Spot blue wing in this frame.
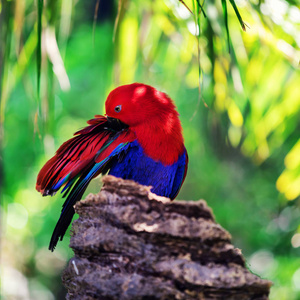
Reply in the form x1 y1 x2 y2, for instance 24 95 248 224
109 140 188 200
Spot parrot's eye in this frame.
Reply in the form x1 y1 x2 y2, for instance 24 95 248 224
114 105 122 113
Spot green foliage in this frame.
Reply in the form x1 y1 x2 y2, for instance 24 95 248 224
37 0 43 100
1 0 300 299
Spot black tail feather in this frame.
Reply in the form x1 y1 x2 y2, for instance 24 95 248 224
49 174 92 251
49 205 75 251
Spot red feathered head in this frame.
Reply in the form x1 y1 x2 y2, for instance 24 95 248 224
105 83 179 128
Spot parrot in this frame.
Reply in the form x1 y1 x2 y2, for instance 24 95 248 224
36 83 188 251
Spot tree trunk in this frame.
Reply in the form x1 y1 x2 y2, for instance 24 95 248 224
62 175 271 300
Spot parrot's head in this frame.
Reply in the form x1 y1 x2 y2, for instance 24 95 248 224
105 83 179 128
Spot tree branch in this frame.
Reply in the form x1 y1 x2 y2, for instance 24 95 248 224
62 175 271 300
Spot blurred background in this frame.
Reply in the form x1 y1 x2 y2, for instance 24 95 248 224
1 0 299 299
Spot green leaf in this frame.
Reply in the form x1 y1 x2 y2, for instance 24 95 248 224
228 0 246 31
196 0 207 18
37 0 43 101
221 0 231 52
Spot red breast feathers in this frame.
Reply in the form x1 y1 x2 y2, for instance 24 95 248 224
105 83 185 165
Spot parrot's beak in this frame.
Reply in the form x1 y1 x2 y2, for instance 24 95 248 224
106 116 128 131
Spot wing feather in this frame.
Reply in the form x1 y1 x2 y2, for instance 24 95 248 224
36 115 135 250
36 116 131 194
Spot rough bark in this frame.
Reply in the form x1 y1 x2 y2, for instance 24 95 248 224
62 175 272 300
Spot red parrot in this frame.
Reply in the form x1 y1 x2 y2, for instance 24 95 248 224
36 83 188 251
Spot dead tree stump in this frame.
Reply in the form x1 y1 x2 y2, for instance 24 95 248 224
62 175 271 300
